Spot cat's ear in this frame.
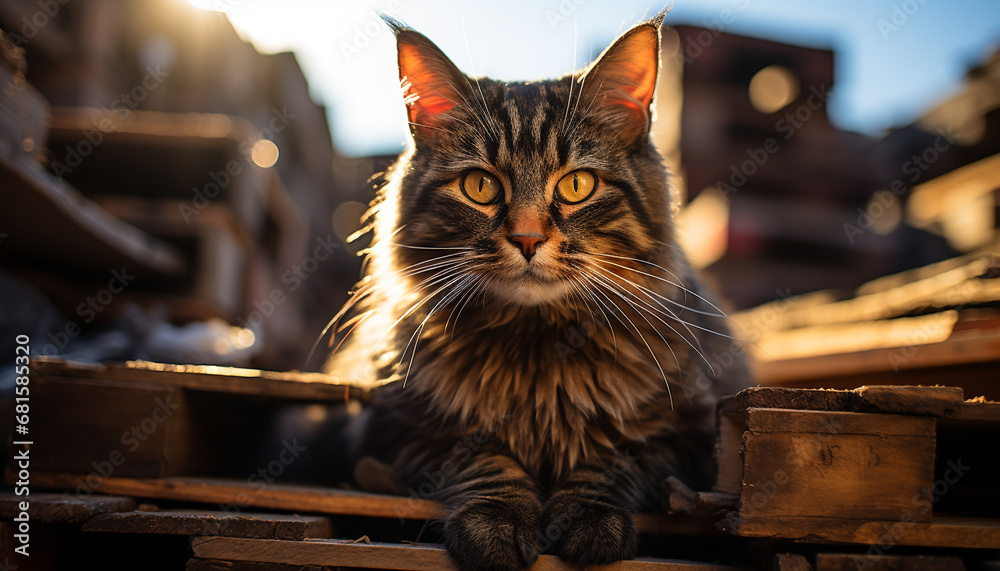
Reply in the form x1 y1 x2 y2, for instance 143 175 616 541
579 18 662 147
383 16 470 144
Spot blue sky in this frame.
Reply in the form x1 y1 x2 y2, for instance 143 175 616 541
213 0 1000 156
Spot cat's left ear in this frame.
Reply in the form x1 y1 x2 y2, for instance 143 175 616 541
579 15 664 148
383 16 471 145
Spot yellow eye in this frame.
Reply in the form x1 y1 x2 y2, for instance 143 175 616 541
461 170 501 204
555 170 596 204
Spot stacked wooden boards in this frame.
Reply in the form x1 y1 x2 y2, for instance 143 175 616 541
704 385 1000 550
3 357 741 570
735 251 1000 399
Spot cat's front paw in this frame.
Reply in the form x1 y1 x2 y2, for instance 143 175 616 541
543 496 637 566
445 496 542 571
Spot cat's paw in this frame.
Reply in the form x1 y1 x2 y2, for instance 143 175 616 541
445 496 542 571
543 496 637 566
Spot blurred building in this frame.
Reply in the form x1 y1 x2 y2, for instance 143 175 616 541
654 25 995 309
0 0 370 370
1 2 996 370
880 48 1000 257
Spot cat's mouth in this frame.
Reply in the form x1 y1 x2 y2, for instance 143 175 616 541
488 261 572 306
494 275 572 306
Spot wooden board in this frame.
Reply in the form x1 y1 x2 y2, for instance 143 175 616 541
722 385 968 417
814 553 966 571
27 472 442 521
95 199 252 321
187 560 335 571
190 537 751 571
82 510 332 540
739 409 935 523
0 492 134 523
27 376 192 478
25 472 709 537
752 329 1000 391
0 143 186 280
725 515 1000 550
771 554 812 571
31 357 367 401
734 254 998 331
47 107 268 234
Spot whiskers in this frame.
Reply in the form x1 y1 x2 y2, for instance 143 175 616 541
568 252 742 409
309 242 484 386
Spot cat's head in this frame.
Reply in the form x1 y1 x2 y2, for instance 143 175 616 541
377 14 675 308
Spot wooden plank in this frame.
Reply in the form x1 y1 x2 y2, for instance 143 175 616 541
850 385 964 416
47 107 267 234
749 311 960 362
727 515 1000 550
728 387 851 414
814 553 965 571
752 329 1000 388
0 492 134 523
741 410 935 523
190 537 750 570
26 472 709 536
745 408 936 437
0 144 186 280
31 357 367 401
713 412 746 494
772 554 813 571
951 399 1000 422
82 510 332 540
96 199 251 321
28 377 191 477
27 472 442 521
734 254 997 332
187 560 332 571
725 386 966 417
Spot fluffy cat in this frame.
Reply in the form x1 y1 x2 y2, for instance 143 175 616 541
325 11 751 571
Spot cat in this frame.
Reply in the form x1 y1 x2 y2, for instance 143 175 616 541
324 10 752 571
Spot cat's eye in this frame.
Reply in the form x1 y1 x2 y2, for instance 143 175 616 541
555 170 597 204
461 170 502 204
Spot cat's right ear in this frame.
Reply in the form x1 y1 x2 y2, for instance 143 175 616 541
383 16 470 144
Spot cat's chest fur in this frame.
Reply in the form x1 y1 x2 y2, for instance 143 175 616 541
399 299 689 478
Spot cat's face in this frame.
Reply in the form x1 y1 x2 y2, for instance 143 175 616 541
382 18 673 308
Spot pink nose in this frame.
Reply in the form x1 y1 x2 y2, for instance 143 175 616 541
508 233 547 260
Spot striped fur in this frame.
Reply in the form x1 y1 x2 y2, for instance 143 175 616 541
326 14 751 571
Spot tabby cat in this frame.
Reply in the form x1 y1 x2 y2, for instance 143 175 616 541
326 11 751 570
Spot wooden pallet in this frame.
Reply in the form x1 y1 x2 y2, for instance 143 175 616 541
24 358 361 479
704 385 1000 549
0 494 738 571
736 251 1000 400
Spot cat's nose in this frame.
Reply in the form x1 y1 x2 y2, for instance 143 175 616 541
508 233 547 260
